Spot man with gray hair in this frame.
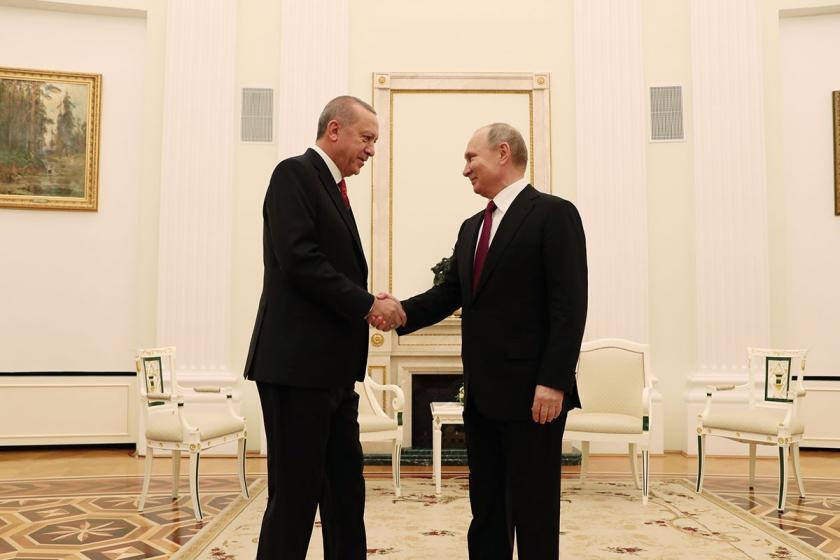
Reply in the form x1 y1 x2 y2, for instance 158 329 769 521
245 95 405 559
383 122 588 559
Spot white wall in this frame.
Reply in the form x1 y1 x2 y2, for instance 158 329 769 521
0 4 146 371
778 12 840 375
4 0 840 453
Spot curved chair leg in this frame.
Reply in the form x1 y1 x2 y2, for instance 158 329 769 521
777 444 789 512
696 434 706 493
791 442 805 498
642 447 650 505
237 438 249 498
629 443 640 490
138 446 154 511
189 452 202 521
391 439 402 497
580 441 590 484
171 450 181 499
748 443 756 489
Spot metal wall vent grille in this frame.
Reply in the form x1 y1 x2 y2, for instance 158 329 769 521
650 85 684 141
241 88 273 142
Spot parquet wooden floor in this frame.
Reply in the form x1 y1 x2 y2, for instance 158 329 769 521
0 448 836 559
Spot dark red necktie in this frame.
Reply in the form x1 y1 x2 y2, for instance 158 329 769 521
472 200 496 294
337 179 351 210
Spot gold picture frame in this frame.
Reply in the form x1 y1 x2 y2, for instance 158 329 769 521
834 91 840 216
0 67 101 210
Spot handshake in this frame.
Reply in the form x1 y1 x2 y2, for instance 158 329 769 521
366 292 406 332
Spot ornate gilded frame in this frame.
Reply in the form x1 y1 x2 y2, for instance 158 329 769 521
0 67 101 211
834 91 840 216
370 72 552 294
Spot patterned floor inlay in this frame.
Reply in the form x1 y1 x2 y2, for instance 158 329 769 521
0 475 261 560
1 473 838 559
705 476 840 558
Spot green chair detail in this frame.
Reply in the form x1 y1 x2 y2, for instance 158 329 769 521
696 347 807 511
136 346 248 521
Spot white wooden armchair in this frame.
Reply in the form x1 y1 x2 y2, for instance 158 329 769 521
136 346 248 521
564 339 657 504
696 347 807 512
356 374 405 496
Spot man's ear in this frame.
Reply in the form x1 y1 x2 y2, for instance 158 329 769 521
499 142 512 165
327 119 340 141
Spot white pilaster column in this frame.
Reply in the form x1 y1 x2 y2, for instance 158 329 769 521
277 0 349 160
690 0 770 373
687 0 772 454
574 0 649 343
157 0 237 381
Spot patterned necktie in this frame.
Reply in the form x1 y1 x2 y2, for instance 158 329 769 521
337 179 351 210
472 200 497 294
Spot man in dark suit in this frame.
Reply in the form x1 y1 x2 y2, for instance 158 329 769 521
385 123 587 559
244 96 405 559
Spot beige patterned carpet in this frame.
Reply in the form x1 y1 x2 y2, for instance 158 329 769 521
175 477 834 560
1 474 837 559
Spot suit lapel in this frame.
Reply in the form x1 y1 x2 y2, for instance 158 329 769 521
305 149 366 266
472 185 539 298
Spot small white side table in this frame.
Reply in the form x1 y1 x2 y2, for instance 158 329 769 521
430 401 464 494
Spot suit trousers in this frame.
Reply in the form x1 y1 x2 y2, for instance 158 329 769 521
464 397 568 560
256 382 366 559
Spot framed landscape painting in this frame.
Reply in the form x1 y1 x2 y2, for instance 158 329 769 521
0 67 101 210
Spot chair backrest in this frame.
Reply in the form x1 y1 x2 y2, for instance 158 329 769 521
576 339 649 418
355 378 385 417
136 346 179 406
747 347 807 408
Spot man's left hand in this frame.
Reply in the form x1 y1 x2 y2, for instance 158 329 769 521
531 385 564 424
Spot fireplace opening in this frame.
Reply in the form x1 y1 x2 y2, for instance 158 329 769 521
411 373 465 450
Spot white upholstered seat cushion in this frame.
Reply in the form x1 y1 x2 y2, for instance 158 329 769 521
146 409 245 442
358 413 398 433
565 411 643 434
702 408 804 436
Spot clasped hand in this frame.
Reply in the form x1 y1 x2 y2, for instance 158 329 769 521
366 292 406 332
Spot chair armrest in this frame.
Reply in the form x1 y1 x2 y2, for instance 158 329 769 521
143 393 185 405
699 384 736 421
707 384 735 392
366 378 406 412
192 385 235 397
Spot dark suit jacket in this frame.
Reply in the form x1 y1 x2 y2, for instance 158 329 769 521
397 185 588 421
244 148 375 388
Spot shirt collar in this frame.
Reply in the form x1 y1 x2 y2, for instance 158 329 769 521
491 177 528 214
312 145 342 184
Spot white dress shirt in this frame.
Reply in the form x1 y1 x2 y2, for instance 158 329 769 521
312 145 342 184
475 177 529 256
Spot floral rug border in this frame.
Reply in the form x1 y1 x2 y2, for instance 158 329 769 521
171 478 267 560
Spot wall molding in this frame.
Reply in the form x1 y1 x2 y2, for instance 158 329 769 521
0 377 136 446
